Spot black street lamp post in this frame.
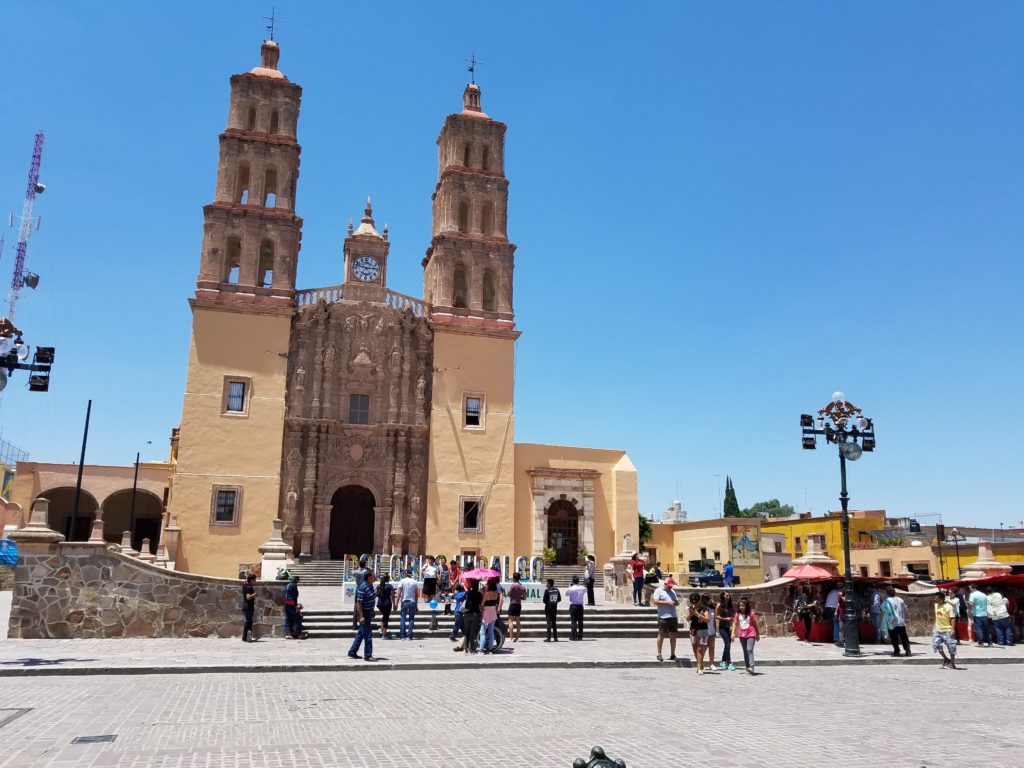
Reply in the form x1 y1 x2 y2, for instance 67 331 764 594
128 441 152 552
801 392 876 658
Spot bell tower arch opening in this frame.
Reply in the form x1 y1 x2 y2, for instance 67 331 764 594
329 485 376 560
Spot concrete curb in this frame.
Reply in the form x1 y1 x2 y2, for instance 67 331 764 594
0 654 1020 677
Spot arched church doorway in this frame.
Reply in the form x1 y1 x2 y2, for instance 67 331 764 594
101 488 164 553
546 499 580 565
329 485 375 560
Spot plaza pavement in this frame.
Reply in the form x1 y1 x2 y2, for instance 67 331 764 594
2 629 1022 676
0 664 1020 767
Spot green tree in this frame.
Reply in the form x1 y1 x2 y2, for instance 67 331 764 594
638 513 653 549
722 476 741 517
740 498 796 519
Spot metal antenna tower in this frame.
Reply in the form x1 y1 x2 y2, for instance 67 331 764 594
7 130 45 322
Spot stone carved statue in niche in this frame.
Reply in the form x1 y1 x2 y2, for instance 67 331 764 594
293 363 306 393
390 344 401 372
323 345 336 372
415 375 425 399
389 379 399 409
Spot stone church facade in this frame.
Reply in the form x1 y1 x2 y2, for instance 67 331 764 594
165 40 639 577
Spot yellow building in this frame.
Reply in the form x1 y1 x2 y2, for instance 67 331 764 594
647 518 765 585
760 510 887 574
153 40 639 576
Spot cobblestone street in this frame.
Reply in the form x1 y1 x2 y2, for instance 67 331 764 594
0 664 1020 767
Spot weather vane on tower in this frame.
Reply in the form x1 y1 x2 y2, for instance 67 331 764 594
467 52 482 84
265 6 278 41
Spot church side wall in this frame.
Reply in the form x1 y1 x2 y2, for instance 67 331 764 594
426 330 516 558
9 541 284 639
168 306 290 577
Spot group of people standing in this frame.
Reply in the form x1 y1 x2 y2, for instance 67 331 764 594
651 585 760 675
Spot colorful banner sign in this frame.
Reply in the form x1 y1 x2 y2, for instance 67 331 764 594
729 524 760 567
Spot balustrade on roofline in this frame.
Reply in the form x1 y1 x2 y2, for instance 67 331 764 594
293 285 429 317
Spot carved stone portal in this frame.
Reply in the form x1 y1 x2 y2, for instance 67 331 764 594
281 299 432 557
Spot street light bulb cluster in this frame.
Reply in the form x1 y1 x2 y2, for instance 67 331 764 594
832 391 845 403
856 416 869 430
841 442 863 461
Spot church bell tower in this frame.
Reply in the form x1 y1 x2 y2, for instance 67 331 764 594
424 81 519 558
168 40 303 577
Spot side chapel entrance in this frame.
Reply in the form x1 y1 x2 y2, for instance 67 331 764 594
546 499 580 565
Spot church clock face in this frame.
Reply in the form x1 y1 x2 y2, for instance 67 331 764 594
352 255 381 282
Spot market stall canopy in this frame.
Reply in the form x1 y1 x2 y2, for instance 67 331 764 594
782 564 837 581
944 573 1024 589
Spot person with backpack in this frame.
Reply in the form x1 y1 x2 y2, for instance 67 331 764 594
543 578 562 642
732 597 760 674
376 573 396 639
686 593 710 674
241 573 256 642
460 580 483 654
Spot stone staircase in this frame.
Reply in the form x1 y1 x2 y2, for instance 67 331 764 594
539 564 589 588
300 604 677 640
287 560 351 586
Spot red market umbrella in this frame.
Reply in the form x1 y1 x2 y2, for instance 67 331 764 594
783 564 838 581
460 568 500 583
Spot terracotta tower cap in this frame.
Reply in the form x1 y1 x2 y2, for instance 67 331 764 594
461 83 489 118
250 40 287 80
352 196 382 238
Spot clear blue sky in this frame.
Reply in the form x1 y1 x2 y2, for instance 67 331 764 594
1 2 1021 530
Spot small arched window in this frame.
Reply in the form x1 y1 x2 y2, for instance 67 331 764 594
463 143 472 167
258 241 274 288
269 110 280 134
263 168 278 208
453 267 468 308
482 270 496 312
481 146 490 171
225 237 242 284
236 164 250 205
457 201 470 233
246 106 257 131
481 202 494 236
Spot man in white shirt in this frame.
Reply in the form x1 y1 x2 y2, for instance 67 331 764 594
988 587 1013 646
882 586 911 657
652 582 679 663
565 576 587 640
397 569 420 640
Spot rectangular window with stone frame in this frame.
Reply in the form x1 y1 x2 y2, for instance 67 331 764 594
210 485 243 526
460 496 484 533
463 392 485 429
222 376 251 416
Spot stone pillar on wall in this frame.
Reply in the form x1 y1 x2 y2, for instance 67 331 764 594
960 541 1012 579
259 518 294 578
605 552 633 604
8 498 64 547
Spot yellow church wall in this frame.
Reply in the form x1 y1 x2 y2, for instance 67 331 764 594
168 304 291 577
512 443 638 565
426 329 517 559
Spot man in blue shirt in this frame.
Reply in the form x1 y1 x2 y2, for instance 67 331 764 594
348 570 377 661
723 561 734 588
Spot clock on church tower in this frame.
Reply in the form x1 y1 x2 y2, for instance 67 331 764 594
342 197 389 300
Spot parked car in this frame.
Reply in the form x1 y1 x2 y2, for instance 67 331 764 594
688 569 741 588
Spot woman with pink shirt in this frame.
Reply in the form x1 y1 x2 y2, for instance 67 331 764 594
732 597 761 675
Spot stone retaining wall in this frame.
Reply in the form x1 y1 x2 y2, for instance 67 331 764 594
676 583 935 637
9 541 285 639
